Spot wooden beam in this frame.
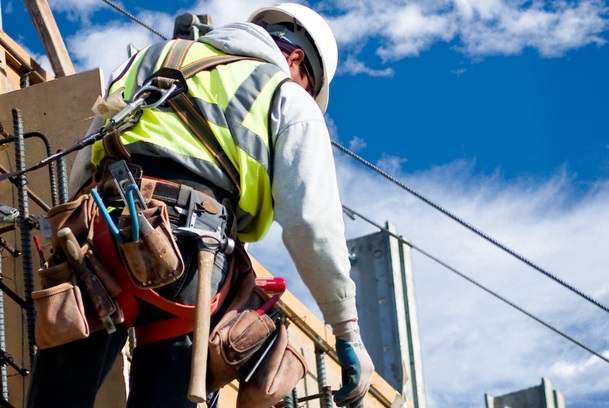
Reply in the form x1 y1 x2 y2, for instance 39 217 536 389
0 32 52 87
24 0 75 77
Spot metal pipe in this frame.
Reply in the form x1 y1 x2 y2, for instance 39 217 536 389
12 109 36 368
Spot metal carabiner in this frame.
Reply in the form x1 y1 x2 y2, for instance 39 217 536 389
132 81 178 109
103 82 179 134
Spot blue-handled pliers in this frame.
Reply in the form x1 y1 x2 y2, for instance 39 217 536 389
90 188 124 244
125 184 140 242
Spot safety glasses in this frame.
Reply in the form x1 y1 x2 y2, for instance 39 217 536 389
301 59 317 98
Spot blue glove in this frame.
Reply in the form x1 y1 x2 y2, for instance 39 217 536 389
332 320 374 407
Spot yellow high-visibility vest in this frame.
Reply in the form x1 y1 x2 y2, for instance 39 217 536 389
92 40 290 242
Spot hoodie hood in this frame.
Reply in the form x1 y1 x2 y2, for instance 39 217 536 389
199 22 290 76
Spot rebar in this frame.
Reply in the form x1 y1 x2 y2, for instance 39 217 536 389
0 254 8 401
12 109 36 368
283 392 294 408
283 388 299 408
56 156 68 204
0 130 58 209
315 348 333 408
291 388 299 407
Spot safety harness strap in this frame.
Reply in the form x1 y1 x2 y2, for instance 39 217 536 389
180 54 254 79
155 39 265 198
169 94 242 196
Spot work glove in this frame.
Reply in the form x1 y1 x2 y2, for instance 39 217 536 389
332 320 374 407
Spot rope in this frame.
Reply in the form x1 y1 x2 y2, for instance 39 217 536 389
342 205 609 365
99 0 168 40
332 140 609 314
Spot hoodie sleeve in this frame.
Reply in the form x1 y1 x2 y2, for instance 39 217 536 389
270 82 358 325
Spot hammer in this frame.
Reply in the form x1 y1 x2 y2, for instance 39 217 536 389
175 226 234 404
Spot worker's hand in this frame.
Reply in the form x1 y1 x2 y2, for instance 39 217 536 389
332 320 374 407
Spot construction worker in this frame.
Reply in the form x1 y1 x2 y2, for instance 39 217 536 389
27 3 373 408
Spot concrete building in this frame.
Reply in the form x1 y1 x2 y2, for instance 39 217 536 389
348 222 427 408
485 377 566 408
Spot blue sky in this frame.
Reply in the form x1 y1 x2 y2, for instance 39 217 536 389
2 0 609 407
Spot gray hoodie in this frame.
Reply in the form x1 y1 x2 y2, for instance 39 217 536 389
70 22 357 326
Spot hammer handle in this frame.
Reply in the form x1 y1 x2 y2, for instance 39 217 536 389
187 249 214 404
57 227 116 333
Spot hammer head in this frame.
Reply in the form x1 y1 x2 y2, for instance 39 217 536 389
174 226 235 254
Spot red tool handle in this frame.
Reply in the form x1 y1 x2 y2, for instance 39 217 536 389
255 277 286 315
255 277 286 293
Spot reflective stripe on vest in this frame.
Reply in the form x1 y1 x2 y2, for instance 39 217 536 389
91 40 289 241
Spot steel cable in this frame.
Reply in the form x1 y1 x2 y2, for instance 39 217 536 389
332 140 609 315
99 0 168 40
342 205 609 364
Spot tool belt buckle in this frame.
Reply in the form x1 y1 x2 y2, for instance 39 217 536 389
175 191 235 254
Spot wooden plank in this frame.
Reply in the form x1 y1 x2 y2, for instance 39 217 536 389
0 31 52 89
23 0 75 77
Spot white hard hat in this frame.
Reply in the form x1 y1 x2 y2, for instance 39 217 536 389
248 3 338 112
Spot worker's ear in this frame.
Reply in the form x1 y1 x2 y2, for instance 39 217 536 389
285 49 305 67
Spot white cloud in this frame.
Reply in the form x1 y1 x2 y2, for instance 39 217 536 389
251 155 609 406
377 153 409 175
65 22 161 82
329 0 608 70
4 0 14 14
341 56 395 77
456 0 608 57
376 4 457 60
348 136 367 152
48 0 104 23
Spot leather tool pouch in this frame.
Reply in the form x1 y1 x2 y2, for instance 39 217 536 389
116 199 184 289
32 194 123 349
32 275 90 350
207 287 276 392
46 194 95 251
236 323 307 408
206 245 307 406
